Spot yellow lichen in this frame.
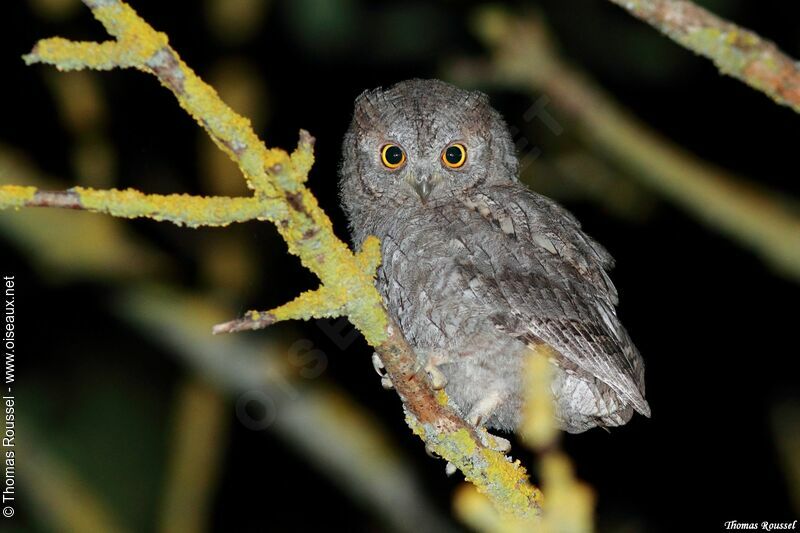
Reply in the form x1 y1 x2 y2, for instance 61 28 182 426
478 447 541 517
268 286 346 323
73 187 276 227
435 389 450 406
0 185 37 208
413 424 542 520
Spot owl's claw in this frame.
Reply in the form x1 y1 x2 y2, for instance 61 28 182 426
465 391 511 453
466 391 504 428
424 360 448 390
484 433 511 453
425 443 438 458
372 353 393 390
414 352 448 390
425 443 458 476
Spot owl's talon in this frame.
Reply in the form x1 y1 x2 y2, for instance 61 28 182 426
372 353 394 389
416 352 448 390
471 427 511 453
464 391 512 452
372 352 384 374
467 413 483 427
425 443 439 459
425 360 448 390
486 433 511 453
466 390 504 428
427 444 457 476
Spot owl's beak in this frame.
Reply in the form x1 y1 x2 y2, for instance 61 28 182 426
413 177 435 203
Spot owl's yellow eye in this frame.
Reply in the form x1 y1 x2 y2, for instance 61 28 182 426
442 143 467 168
381 144 406 169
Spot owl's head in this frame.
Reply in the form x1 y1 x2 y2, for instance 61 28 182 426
340 79 518 215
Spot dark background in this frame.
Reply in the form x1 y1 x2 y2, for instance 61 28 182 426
1 0 799 531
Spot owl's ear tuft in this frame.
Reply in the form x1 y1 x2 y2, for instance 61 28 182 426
353 88 386 129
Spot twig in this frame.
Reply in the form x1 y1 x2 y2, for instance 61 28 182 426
0 185 276 227
607 0 800 114
455 8 800 282
0 148 167 278
17 0 543 517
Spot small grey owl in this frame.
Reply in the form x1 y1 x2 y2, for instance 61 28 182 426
339 79 650 434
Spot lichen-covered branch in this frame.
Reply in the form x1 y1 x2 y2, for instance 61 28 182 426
22 0 385 340
0 185 276 227
456 9 800 282
607 0 800 114
377 323 542 517
212 285 346 333
16 0 543 518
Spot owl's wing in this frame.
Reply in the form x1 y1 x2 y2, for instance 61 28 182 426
459 186 650 416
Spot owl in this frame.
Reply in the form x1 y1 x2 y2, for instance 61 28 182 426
339 79 650 436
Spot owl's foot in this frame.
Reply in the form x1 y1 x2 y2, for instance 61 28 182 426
371 353 393 390
425 443 459 476
466 391 511 453
413 352 448 390
424 358 448 390
466 391 503 427
424 443 437 458
482 432 511 453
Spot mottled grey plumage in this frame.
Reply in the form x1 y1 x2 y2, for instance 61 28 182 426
339 79 650 433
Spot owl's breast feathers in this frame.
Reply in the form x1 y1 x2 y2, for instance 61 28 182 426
374 182 650 421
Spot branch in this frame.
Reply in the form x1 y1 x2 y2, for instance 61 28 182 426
212 285 347 334
454 9 800 282
18 0 543 517
606 0 800 114
0 185 278 227
22 0 385 341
